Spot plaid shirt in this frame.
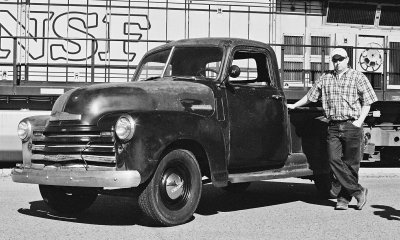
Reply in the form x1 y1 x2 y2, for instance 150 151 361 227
307 68 378 121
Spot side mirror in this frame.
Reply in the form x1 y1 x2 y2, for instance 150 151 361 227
229 65 240 78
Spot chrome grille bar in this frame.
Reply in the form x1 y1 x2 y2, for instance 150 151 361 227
31 123 116 164
32 154 116 163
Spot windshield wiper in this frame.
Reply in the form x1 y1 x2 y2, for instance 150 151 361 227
142 76 161 81
171 76 201 81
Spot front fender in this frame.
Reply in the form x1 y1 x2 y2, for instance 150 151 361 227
113 112 226 184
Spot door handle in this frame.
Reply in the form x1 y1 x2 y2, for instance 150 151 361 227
272 95 283 100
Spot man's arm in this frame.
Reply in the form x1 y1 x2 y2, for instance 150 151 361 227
352 105 371 128
287 95 312 110
353 72 377 128
288 77 321 110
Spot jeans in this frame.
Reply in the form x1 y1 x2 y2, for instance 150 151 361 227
327 121 364 201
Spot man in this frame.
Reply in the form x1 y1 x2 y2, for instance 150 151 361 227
287 48 378 210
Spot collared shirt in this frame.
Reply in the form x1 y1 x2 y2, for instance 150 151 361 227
306 68 378 121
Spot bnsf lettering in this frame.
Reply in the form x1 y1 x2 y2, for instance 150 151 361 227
0 10 151 62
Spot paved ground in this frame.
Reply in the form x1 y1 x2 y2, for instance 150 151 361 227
1 168 400 240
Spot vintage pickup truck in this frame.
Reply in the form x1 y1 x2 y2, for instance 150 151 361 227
12 38 334 226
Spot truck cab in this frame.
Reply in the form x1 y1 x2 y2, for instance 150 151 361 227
12 38 331 226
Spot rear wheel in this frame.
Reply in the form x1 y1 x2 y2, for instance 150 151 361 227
39 185 98 213
138 149 202 226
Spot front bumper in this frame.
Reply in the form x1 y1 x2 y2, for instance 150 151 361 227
12 164 141 188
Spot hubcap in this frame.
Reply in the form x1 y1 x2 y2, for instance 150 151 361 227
165 172 184 200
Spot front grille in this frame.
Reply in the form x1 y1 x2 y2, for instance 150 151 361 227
31 121 116 166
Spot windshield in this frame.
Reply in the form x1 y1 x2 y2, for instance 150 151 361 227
135 46 224 81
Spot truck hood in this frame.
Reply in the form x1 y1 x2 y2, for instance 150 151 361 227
51 81 215 124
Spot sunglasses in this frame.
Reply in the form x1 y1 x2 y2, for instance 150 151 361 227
332 56 346 63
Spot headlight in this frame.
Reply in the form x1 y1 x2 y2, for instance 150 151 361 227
115 115 136 141
17 121 32 141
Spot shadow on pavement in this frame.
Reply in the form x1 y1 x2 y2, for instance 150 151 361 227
17 195 159 227
371 205 400 221
196 180 335 215
17 180 335 226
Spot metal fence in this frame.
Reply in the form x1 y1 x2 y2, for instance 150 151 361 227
1 36 399 88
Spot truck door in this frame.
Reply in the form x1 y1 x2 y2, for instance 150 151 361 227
226 48 289 170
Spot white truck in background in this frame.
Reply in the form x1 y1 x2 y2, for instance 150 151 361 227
0 110 50 163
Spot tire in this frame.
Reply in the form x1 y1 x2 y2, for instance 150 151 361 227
313 173 341 199
39 185 98 213
138 149 202 226
221 182 251 193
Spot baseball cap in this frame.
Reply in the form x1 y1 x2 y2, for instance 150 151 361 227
331 48 348 60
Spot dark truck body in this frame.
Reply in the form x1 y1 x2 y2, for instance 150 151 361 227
12 38 330 226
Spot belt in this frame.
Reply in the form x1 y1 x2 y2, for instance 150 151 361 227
329 119 354 125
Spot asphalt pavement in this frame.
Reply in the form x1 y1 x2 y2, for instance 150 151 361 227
1 167 400 240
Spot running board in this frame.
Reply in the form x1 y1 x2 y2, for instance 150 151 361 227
228 154 314 183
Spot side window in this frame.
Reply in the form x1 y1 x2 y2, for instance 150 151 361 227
229 50 272 86
231 58 258 82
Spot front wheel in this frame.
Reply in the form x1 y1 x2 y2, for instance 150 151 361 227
138 149 202 226
39 185 98 213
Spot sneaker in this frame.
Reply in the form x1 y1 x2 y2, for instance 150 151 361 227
335 198 349 210
355 188 368 210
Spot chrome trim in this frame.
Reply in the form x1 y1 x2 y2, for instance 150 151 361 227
115 115 136 141
32 154 116 163
12 164 141 188
31 145 45 151
46 134 102 137
190 105 213 111
165 172 184 200
18 121 32 141
33 144 115 149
